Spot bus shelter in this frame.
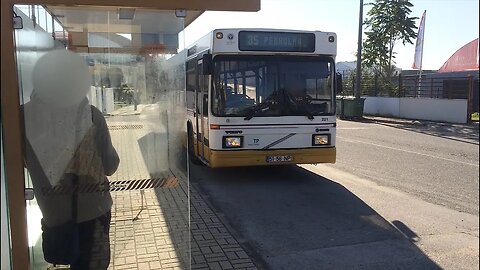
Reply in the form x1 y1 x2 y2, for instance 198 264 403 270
0 1 260 269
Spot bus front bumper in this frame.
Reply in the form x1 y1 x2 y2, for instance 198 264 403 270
209 147 336 168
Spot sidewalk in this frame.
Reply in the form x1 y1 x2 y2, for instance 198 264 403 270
363 115 479 127
106 116 258 270
360 115 479 144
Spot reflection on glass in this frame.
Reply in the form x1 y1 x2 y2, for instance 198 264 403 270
23 50 119 270
212 55 334 118
15 5 188 270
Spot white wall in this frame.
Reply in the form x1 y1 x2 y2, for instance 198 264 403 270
399 98 468 123
104 88 115 114
363 96 468 124
364 97 400 117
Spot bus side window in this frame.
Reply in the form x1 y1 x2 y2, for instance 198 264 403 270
203 94 208 115
186 59 196 110
196 61 202 114
196 93 201 114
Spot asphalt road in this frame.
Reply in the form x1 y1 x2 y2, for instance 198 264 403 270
189 119 479 269
332 119 479 215
191 165 442 270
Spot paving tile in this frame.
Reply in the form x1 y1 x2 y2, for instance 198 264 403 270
207 262 223 270
219 260 234 269
114 263 138 270
149 261 162 269
107 120 257 270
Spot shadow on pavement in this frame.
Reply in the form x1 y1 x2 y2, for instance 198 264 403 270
137 132 169 178
392 220 419 242
190 164 441 270
137 132 190 270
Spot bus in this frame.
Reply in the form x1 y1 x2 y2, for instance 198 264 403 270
185 29 341 168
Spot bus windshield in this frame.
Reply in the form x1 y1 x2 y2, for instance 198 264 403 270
212 55 334 119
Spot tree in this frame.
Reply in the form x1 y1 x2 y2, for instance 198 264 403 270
362 0 418 79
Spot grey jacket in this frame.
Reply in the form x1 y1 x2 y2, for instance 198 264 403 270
23 104 119 226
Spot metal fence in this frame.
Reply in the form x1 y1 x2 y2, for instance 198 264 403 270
399 74 477 100
340 71 400 97
340 72 479 115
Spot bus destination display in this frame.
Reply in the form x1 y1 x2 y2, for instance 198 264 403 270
238 31 315 52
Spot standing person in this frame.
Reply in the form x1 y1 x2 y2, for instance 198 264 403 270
22 50 120 270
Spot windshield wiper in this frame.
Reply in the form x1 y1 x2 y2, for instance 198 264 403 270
303 110 315 120
243 109 255 120
243 103 270 120
244 110 255 120
301 101 329 120
292 105 314 120
286 96 314 120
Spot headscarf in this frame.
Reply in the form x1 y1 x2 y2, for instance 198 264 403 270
24 50 93 186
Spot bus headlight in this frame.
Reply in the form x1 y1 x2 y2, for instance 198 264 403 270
312 134 330 146
223 136 243 148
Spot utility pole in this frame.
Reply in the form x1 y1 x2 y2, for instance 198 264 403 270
355 0 364 99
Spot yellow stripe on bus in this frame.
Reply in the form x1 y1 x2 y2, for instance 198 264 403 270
208 147 336 168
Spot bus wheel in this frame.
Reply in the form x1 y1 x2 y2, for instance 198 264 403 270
188 126 203 165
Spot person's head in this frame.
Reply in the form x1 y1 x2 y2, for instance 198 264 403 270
32 50 90 108
284 74 305 95
226 86 234 95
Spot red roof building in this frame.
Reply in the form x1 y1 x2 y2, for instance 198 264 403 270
438 38 479 73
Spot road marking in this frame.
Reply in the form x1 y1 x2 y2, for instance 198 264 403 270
338 137 479 167
337 127 369 130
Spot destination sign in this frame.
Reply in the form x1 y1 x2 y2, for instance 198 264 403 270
238 31 315 52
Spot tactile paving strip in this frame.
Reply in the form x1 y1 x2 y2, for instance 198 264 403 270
108 124 144 130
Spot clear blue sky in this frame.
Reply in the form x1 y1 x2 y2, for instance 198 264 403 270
182 0 479 71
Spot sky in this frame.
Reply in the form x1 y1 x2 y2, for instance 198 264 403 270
181 0 479 71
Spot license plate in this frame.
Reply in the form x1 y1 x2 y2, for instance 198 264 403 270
266 155 293 163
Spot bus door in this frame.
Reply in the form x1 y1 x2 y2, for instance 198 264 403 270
201 77 210 161
196 59 206 159
196 59 210 161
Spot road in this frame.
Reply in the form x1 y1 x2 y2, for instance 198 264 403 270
189 119 479 270
333 118 479 215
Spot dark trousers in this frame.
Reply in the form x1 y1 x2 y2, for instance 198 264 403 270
70 211 111 270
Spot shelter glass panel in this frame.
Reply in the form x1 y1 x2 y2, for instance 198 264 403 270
14 4 188 270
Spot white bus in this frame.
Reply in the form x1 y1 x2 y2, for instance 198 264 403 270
186 29 341 168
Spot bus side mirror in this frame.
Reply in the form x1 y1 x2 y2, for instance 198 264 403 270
335 72 343 95
203 54 213 75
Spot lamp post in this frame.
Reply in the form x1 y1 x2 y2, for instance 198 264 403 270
355 0 364 99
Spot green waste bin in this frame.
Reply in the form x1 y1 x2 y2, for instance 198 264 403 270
335 96 344 116
338 96 365 119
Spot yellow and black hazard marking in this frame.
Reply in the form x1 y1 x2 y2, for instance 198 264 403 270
108 177 178 191
41 177 178 195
